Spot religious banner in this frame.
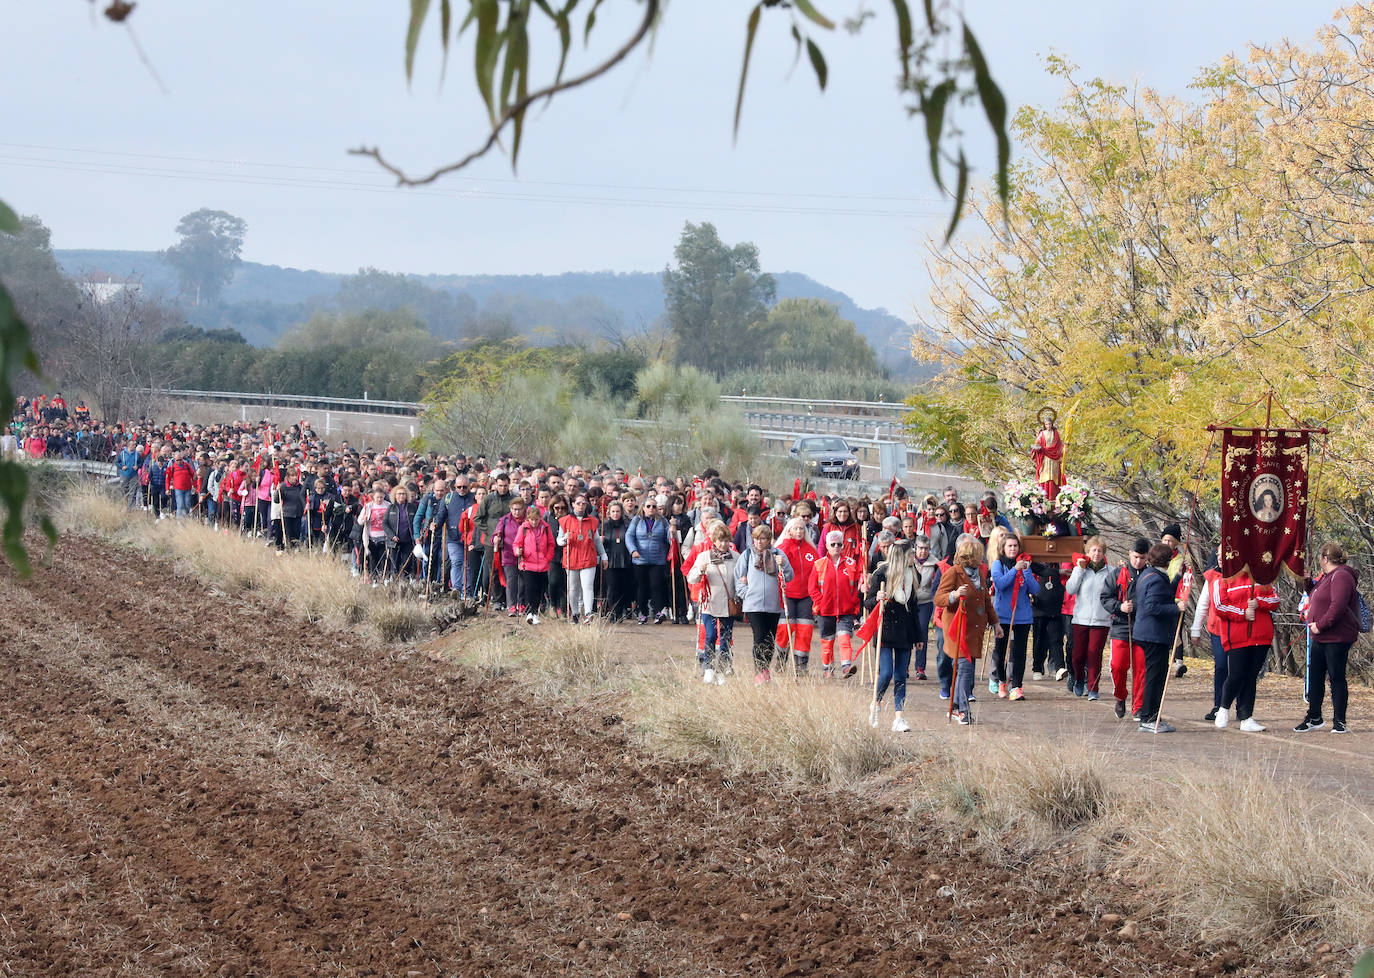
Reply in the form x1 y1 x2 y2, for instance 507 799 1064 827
1219 427 1310 585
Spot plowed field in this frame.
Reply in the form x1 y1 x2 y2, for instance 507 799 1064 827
0 537 1303 976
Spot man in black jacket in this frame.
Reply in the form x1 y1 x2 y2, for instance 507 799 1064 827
277 469 307 551
474 471 513 606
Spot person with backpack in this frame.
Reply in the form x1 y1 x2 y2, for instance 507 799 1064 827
1295 541 1361 734
735 523 794 685
1211 568 1281 732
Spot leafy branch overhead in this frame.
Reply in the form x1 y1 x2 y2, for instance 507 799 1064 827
355 0 1010 237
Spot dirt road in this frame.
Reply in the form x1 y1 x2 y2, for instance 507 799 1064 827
0 537 1320 976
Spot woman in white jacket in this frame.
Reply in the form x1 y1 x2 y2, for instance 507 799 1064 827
1065 536 1112 699
686 520 737 685
734 523 794 685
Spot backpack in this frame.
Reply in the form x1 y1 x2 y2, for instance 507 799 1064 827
1355 591 1373 634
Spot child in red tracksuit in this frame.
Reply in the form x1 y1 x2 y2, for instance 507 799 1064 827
513 506 556 623
778 518 819 675
810 529 863 677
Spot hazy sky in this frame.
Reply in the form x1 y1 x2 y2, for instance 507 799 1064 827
3 2 1333 321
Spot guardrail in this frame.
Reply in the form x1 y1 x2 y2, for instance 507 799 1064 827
721 395 907 419
743 411 906 441
144 389 424 416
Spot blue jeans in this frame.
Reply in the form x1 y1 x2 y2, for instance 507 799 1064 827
701 614 734 668
915 602 934 673
1210 633 1227 708
952 653 976 712
174 488 193 516
447 540 467 595
935 626 953 695
875 645 912 710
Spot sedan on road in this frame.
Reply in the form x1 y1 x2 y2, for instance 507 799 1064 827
789 436 862 480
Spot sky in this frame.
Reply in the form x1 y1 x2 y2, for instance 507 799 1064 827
1 1 1336 322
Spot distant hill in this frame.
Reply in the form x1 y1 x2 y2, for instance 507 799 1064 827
55 250 926 375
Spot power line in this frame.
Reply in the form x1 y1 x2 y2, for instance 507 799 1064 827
0 153 949 220
0 140 952 208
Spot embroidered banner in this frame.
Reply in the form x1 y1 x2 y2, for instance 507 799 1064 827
1219 428 1310 585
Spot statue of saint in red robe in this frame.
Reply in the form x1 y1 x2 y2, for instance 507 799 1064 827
1031 417 1066 501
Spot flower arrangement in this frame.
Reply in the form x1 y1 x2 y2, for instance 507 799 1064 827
1003 478 1096 533
1003 480 1050 519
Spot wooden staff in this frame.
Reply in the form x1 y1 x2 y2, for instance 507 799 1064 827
869 599 887 716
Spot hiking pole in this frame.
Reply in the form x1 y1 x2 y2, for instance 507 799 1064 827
869 599 887 720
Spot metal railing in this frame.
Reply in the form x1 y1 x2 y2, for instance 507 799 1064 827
721 395 907 419
144 388 424 416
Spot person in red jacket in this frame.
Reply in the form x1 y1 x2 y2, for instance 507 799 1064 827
168 448 198 518
513 503 556 624
777 517 819 674
822 499 864 560
810 529 863 677
558 494 606 623
1212 569 1281 731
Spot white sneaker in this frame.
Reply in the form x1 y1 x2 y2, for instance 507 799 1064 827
703 668 716 685
1054 667 1068 682
868 702 880 728
1032 671 1044 681
1239 718 1266 733
1215 707 1229 729
891 716 912 733
715 671 726 686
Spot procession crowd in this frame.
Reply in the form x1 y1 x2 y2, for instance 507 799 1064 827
7 393 1359 736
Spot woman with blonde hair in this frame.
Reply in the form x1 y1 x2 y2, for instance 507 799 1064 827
735 523 794 684
934 534 1002 724
687 519 738 684
863 536 921 732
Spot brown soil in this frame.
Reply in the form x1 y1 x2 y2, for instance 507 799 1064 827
0 536 1326 977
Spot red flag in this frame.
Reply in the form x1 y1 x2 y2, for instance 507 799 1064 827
792 478 802 503
852 604 883 654
887 476 899 507
1219 427 1310 584
668 530 681 569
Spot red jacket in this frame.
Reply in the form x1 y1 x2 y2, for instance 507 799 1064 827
459 502 479 547
1200 568 1224 637
810 554 862 617
169 459 196 491
778 537 819 600
513 520 556 573
821 520 863 560
558 514 601 571
1213 573 1281 651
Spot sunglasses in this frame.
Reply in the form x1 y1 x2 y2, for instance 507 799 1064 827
827 542 843 548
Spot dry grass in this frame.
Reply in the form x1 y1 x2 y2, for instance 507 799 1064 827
441 617 623 699
58 484 433 644
635 672 927 786
1132 769 1374 948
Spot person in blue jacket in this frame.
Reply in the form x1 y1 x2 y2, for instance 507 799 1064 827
627 494 671 624
989 530 1040 700
116 438 143 510
1133 543 1183 733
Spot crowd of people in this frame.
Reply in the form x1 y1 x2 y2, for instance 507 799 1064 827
7 393 1358 736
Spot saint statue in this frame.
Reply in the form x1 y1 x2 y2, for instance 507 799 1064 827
1030 407 1066 501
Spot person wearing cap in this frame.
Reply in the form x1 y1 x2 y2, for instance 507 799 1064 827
1159 522 1189 677
1134 543 1185 733
1102 538 1150 720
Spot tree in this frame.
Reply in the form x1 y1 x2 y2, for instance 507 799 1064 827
662 222 775 374
750 298 880 374
335 267 477 341
163 208 247 307
910 9 1374 552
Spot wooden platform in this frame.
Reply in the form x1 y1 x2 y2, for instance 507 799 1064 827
1017 534 1084 560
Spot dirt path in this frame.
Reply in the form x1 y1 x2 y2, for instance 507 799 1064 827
0 537 1322 976
614 617 1374 804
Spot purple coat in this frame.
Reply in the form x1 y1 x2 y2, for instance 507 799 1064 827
1309 563 1360 644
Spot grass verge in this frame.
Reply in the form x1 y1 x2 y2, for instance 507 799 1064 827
57 483 435 643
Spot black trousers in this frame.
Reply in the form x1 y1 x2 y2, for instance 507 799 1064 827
1138 640 1171 723
1306 639 1352 724
749 611 783 671
991 621 1031 687
1220 645 1267 721
1033 614 1065 673
604 567 634 620
635 563 669 618
519 569 548 613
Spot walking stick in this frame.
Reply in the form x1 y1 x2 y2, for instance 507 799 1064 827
869 599 887 716
424 528 436 602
